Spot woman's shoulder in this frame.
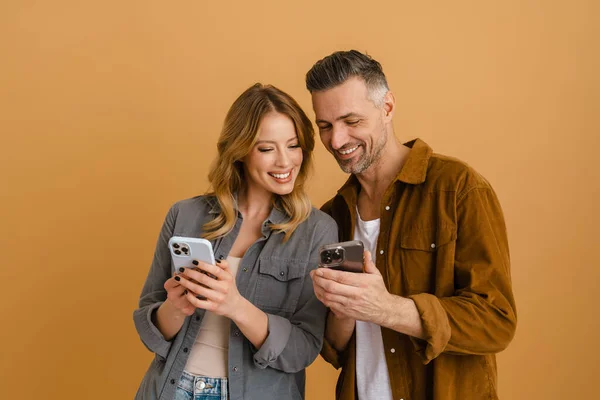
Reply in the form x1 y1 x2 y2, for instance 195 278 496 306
302 207 338 231
169 194 217 216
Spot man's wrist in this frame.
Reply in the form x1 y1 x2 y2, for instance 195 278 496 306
329 311 356 335
377 292 404 328
329 309 355 323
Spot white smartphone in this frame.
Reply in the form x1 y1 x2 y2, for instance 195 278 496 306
168 236 216 271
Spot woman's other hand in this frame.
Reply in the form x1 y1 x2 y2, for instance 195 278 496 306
164 272 196 316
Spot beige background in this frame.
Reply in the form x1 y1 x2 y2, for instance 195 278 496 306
1 1 598 399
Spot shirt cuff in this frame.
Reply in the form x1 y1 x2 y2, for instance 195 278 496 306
408 293 451 364
133 301 172 360
252 313 292 369
320 335 344 369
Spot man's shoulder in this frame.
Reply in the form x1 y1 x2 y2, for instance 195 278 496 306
426 152 492 196
319 196 339 217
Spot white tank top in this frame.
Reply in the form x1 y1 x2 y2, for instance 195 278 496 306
354 208 393 400
184 256 241 378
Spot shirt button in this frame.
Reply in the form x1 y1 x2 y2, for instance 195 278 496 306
379 250 384 255
170 379 175 384
279 271 285 277
385 206 390 211
234 330 240 336
218 254 224 260
431 243 436 249
196 380 206 390
232 366 238 372
390 348 396 353
242 267 248 272
183 347 188 353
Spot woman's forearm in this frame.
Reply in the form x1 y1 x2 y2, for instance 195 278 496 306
230 297 269 349
152 299 189 341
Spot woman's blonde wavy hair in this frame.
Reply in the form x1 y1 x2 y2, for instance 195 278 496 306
202 83 315 243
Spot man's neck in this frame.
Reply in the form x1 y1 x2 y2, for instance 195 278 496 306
355 136 410 203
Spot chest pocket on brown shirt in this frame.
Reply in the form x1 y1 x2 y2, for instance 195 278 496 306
399 224 457 294
255 257 307 315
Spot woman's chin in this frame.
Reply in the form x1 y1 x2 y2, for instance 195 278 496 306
268 182 296 196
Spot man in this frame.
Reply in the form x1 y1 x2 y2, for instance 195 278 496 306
307 50 517 400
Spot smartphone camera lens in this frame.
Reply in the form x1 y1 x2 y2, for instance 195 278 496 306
182 247 189 254
174 250 181 255
332 248 343 261
173 243 180 249
321 251 333 265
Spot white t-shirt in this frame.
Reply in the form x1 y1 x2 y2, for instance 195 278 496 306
354 209 393 400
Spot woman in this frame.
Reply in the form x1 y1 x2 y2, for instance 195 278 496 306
133 83 338 400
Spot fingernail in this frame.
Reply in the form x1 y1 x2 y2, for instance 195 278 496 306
174 276 181 282
196 295 205 300
192 260 198 266
216 259 221 264
316 269 323 276
184 290 188 295
179 267 185 273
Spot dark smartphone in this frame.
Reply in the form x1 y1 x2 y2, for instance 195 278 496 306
318 240 364 273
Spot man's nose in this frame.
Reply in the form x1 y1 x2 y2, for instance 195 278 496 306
330 125 350 150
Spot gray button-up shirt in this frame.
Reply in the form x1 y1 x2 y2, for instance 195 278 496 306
133 196 338 400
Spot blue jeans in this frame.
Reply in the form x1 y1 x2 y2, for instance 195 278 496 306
174 371 228 400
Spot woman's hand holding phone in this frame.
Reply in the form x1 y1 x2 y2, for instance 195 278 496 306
153 272 200 341
163 273 197 317
164 236 221 317
176 259 243 320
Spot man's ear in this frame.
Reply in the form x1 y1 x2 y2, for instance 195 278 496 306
382 90 395 122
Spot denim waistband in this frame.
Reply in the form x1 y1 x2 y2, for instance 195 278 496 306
178 370 228 398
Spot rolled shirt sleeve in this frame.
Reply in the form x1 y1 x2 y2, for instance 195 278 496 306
252 218 338 373
319 329 346 369
133 204 179 360
133 301 171 359
252 314 292 369
409 186 517 363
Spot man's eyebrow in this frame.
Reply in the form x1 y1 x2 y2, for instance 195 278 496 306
316 112 363 124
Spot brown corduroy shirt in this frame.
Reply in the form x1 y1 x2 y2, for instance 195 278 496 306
320 139 517 400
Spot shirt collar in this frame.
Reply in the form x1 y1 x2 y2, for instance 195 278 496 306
396 138 433 184
207 194 288 225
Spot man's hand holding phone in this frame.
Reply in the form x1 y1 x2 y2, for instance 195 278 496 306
311 249 392 325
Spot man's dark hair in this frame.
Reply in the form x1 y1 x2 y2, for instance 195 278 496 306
305 50 389 106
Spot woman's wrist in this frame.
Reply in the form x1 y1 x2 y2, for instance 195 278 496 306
227 295 249 323
162 298 189 319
